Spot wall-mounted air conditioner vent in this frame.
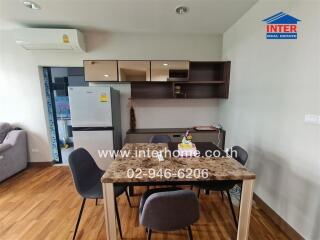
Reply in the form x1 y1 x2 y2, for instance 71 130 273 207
14 28 86 52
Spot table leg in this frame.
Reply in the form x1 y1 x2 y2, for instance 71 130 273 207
103 183 117 240
237 179 254 240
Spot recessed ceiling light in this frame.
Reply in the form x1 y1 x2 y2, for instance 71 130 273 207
104 74 109 78
23 1 41 10
163 63 168 66
175 6 189 15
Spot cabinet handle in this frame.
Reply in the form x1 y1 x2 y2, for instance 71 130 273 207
173 134 181 137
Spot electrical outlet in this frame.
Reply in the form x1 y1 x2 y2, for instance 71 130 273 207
304 114 318 124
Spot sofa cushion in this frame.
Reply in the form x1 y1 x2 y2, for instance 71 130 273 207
0 123 12 144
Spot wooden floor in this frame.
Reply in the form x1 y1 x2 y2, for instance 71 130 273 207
0 166 290 240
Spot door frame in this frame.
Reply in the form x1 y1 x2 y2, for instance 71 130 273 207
43 67 63 163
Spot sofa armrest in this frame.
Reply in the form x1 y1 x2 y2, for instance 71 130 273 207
3 130 26 146
0 130 28 182
0 143 11 153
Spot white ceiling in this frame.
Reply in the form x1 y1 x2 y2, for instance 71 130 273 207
0 0 257 34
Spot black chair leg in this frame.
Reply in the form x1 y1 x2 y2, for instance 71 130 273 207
114 199 123 239
125 189 132 208
129 186 134 196
226 190 238 227
187 226 193 240
147 228 152 240
220 191 224 201
197 188 201 198
73 198 86 240
95 198 98 206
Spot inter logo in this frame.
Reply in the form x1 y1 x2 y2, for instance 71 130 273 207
262 12 301 40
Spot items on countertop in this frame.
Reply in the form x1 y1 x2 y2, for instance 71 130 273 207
178 130 198 157
193 125 220 131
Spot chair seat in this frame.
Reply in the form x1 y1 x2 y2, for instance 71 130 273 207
139 187 181 213
82 182 126 199
195 180 240 191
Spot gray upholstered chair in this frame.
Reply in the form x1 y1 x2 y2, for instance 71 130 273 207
228 146 248 166
196 146 248 227
68 148 131 240
149 135 171 143
140 188 199 240
0 123 28 182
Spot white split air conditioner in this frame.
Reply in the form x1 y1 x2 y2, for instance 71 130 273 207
14 28 86 52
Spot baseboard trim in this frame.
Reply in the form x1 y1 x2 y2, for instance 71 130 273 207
28 162 53 167
253 193 304 240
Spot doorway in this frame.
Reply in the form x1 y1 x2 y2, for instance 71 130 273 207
43 67 88 164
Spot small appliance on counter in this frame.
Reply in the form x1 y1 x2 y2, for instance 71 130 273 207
69 86 121 170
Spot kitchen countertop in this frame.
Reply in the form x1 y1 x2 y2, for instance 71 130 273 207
102 143 255 184
126 128 225 134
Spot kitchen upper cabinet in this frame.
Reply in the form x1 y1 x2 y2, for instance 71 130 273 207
151 61 189 82
118 61 150 82
82 60 231 99
84 60 118 82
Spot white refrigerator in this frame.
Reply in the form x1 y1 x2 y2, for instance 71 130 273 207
68 86 122 169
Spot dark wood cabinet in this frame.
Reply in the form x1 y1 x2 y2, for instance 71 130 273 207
83 60 231 99
131 61 230 99
131 82 174 99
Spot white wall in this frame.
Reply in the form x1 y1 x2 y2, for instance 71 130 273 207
0 31 222 162
132 99 219 128
220 1 320 239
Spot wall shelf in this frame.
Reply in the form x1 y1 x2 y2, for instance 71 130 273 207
131 61 230 99
84 60 231 99
174 80 225 84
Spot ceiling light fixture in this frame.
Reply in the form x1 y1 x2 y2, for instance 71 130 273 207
163 63 168 66
175 6 189 15
22 1 41 10
104 74 109 78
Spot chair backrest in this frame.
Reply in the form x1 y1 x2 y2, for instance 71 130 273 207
230 146 248 166
149 135 171 143
68 148 103 197
140 190 199 231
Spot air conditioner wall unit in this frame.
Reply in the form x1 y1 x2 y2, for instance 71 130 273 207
14 28 86 52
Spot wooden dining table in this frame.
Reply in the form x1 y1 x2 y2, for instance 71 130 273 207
101 142 256 240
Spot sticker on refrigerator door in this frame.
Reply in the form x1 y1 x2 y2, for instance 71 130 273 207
100 93 109 102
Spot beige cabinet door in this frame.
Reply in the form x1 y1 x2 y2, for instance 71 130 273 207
151 61 189 82
118 61 150 82
84 60 118 82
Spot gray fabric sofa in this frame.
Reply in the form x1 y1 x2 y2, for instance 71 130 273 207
0 123 28 182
